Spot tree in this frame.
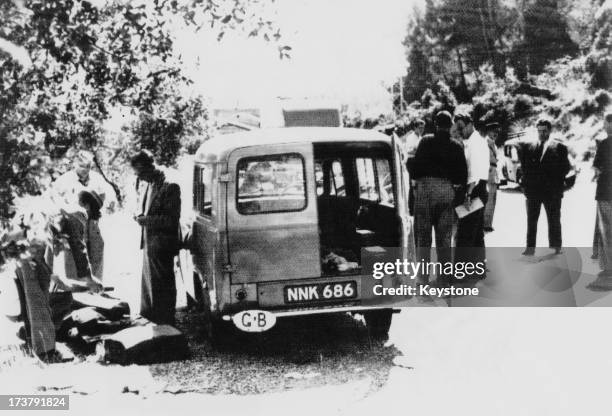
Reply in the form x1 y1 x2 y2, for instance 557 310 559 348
402 0 519 103
512 0 579 78
0 0 286 219
586 0 612 89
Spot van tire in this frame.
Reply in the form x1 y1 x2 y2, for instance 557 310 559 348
202 304 235 349
208 318 235 349
188 272 205 312
364 309 393 340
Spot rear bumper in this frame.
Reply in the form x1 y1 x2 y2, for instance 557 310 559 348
221 304 403 321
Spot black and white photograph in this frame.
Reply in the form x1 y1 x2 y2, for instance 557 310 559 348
0 0 611 414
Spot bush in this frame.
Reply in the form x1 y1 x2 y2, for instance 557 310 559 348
513 95 535 119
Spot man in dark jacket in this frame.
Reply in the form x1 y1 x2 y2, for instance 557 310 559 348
131 150 181 325
517 119 571 255
593 113 612 277
412 111 468 284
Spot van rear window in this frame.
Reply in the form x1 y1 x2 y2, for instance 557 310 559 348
236 153 307 214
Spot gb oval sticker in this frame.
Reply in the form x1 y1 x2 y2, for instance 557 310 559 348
232 310 277 332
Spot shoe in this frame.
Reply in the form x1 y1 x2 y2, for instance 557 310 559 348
553 248 563 255
522 248 535 256
591 253 599 260
484 227 494 232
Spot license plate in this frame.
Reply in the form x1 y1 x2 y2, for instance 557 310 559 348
284 281 357 304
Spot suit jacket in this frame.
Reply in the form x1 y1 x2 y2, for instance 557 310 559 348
138 171 181 255
518 138 571 199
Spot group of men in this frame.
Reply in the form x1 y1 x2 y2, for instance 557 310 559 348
397 110 604 285
0 149 182 358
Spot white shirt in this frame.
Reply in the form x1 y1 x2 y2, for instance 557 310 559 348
49 170 115 213
463 130 490 185
403 131 422 159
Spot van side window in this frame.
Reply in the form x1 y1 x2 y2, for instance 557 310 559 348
236 153 307 214
193 165 212 217
315 159 346 196
356 157 394 207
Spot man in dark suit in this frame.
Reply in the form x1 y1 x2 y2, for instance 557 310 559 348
130 150 181 325
517 119 571 255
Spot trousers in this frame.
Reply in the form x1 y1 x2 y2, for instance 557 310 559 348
414 177 456 282
484 182 497 229
597 200 612 272
140 237 177 325
526 197 562 248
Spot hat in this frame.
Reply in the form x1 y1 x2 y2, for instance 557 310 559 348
78 190 104 210
454 112 472 124
434 111 453 129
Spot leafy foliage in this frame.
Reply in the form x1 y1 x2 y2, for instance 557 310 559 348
0 0 285 219
402 0 582 103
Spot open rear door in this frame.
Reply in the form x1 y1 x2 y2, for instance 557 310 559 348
391 133 415 262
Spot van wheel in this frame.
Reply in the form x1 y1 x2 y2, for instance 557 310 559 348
364 309 393 340
208 318 235 349
202 307 235 349
188 272 204 312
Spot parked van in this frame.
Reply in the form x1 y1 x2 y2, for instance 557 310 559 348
190 127 415 341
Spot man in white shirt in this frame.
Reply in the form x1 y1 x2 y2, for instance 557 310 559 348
484 122 501 232
454 112 490 277
48 151 116 282
50 152 116 214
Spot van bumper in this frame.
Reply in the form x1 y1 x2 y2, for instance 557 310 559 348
221 304 404 322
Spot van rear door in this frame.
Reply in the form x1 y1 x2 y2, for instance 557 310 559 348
391 133 415 261
225 143 321 284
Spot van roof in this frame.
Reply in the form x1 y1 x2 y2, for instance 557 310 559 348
194 127 392 163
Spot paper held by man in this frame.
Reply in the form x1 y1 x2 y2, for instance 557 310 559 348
455 197 484 219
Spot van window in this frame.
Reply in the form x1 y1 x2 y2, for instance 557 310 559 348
237 153 307 214
315 159 346 196
356 157 394 207
193 165 213 217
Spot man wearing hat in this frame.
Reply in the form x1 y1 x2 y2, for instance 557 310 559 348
517 118 571 255
48 150 115 282
412 111 467 285
454 112 490 272
484 122 501 232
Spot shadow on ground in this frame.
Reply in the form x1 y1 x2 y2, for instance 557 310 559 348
148 310 401 396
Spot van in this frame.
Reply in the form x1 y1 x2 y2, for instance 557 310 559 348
190 127 415 340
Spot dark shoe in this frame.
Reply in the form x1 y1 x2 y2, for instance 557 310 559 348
591 253 599 260
522 248 535 256
553 248 563 255
484 227 494 232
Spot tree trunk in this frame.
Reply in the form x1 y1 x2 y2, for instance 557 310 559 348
92 152 123 206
